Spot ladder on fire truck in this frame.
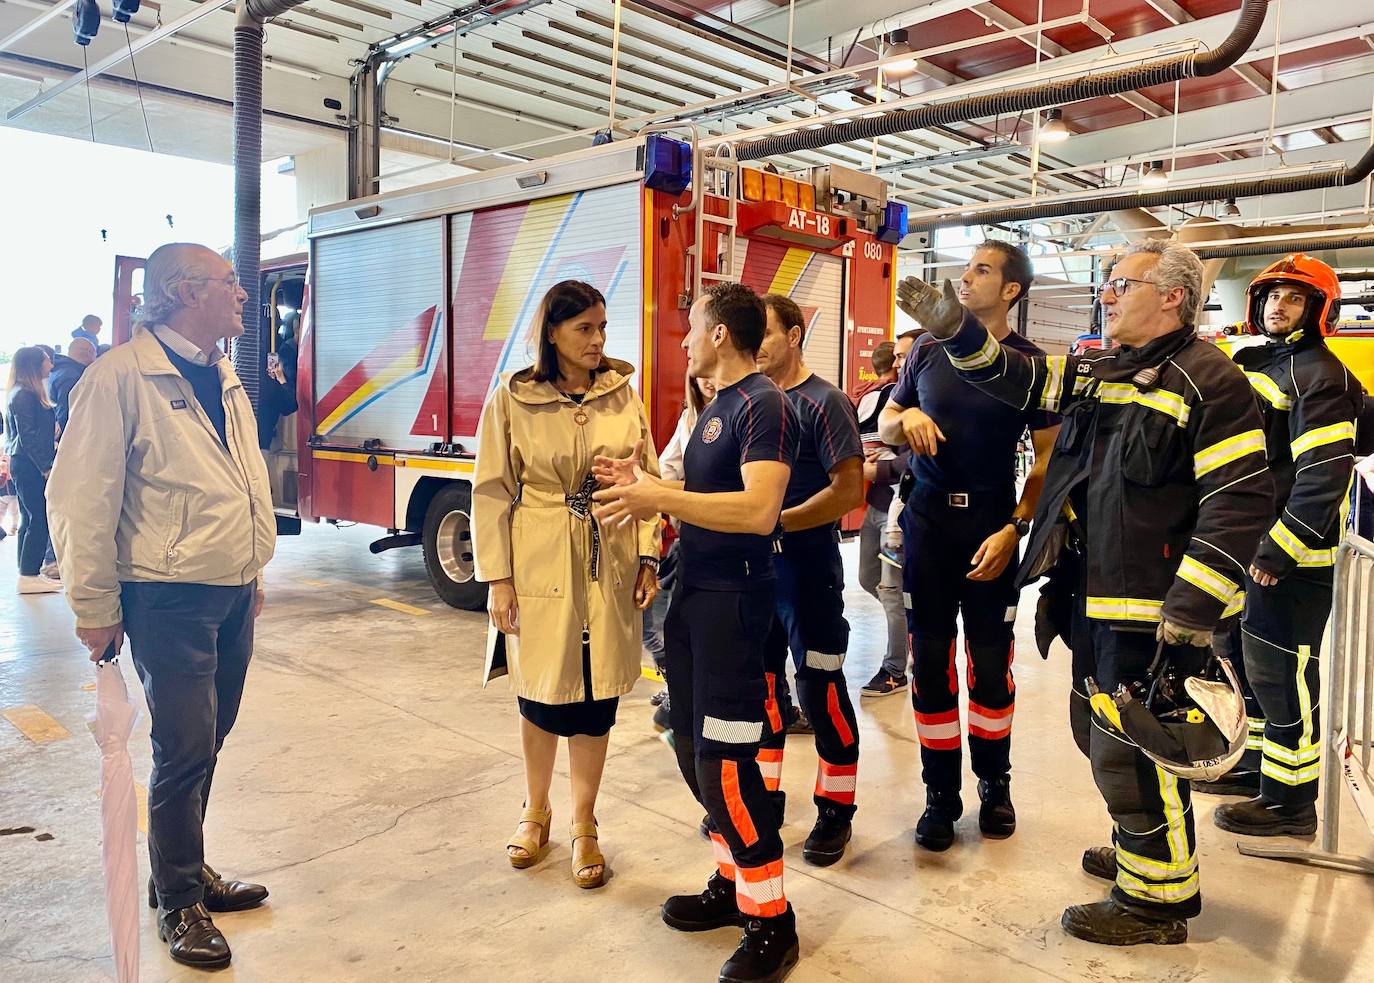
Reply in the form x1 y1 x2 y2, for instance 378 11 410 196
646 121 739 301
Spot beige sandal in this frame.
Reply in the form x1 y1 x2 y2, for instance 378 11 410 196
507 805 552 869
569 821 605 889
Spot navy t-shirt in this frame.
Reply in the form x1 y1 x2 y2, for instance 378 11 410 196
680 372 797 590
782 373 863 514
891 329 1058 497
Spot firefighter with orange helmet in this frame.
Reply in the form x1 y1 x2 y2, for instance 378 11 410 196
1200 254 1365 837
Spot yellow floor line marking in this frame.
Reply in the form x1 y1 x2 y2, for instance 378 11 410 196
81 683 96 692
370 598 431 617
135 783 148 835
298 579 332 588
641 666 664 684
2 705 71 743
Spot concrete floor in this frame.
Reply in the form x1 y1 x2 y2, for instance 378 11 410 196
3 523 1373 983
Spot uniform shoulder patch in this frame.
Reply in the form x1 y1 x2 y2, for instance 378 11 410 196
701 416 724 444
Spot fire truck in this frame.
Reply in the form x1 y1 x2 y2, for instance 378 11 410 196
119 133 904 610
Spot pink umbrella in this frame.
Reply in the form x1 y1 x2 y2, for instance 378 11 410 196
90 657 140 983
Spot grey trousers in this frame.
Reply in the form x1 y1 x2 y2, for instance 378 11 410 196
124 580 257 911
857 504 908 679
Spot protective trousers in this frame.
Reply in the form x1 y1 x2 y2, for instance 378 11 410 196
758 532 860 821
665 584 787 919
1240 574 1331 805
900 489 1017 794
1213 624 1266 774
1070 616 1203 920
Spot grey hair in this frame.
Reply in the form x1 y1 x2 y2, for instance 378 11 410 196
134 242 216 326
1123 238 1204 325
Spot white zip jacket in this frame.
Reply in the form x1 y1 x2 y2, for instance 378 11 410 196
48 325 276 629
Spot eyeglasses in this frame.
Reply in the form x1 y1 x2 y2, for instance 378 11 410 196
1097 276 1154 299
185 274 240 289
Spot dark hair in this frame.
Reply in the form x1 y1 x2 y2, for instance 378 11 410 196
870 341 896 375
702 282 766 357
897 328 924 342
530 280 606 383
760 293 806 344
976 240 1034 306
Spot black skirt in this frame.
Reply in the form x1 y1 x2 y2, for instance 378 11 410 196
517 642 619 738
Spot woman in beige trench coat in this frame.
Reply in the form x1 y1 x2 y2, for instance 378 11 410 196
473 280 660 890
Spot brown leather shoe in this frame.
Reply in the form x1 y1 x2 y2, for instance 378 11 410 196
148 864 269 913
158 902 231 969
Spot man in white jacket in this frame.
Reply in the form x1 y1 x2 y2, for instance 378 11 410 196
48 242 276 972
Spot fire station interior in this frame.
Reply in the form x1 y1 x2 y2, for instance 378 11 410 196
4 1 1374 981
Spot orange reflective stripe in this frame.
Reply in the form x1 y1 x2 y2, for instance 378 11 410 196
756 747 784 792
915 708 961 750
946 640 958 695
709 831 736 879
763 672 783 735
967 701 1014 740
720 760 760 848
814 760 858 805
827 682 856 748
735 860 786 917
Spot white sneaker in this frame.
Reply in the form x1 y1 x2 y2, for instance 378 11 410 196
17 575 63 594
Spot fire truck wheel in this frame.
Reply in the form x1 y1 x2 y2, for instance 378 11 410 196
423 483 487 611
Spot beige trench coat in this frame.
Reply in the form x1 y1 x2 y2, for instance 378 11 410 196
473 358 660 704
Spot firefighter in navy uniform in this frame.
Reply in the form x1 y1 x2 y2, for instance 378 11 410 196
878 241 1060 851
593 282 799 983
897 240 1273 946
1203 255 1363 835
754 293 866 866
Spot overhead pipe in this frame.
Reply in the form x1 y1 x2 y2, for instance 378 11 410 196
232 0 310 412
733 0 1270 161
1190 231 1374 262
902 144 1374 233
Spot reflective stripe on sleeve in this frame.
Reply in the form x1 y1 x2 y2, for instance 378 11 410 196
1245 372 1293 410
1085 596 1164 623
1290 421 1356 459
1040 356 1066 412
1194 429 1266 478
1268 520 1337 568
1175 555 1240 605
948 331 1001 371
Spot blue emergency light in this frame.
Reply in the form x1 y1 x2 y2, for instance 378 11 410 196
113 0 142 23
643 134 692 196
72 0 100 45
877 201 908 245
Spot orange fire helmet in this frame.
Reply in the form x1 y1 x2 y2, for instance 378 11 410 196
1246 253 1342 336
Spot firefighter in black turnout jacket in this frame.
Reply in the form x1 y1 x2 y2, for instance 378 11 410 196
897 240 1273 946
879 241 1060 851
1205 255 1364 836
755 293 866 867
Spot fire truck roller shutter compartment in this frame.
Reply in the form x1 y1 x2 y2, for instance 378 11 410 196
448 181 644 442
738 238 846 389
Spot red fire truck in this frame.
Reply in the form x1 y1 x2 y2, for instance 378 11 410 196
119 133 904 609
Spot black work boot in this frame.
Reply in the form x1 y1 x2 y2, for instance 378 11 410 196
1061 899 1187 946
1213 796 1317 837
158 902 232 969
977 776 1016 838
802 805 851 867
719 904 800 983
1192 769 1261 797
1081 846 1118 881
915 790 962 851
662 873 743 932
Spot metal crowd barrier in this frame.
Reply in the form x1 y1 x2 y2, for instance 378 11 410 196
1238 532 1374 874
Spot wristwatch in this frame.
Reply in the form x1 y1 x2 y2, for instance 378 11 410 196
1010 517 1031 538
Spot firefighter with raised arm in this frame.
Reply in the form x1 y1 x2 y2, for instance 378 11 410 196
1201 255 1364 835
897 240 1273 946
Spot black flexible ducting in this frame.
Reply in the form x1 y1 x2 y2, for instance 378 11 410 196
1191 233 1374 262
734 0 1269 162
905 143 1374 232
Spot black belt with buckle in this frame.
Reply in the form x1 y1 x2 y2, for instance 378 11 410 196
947 492 970 508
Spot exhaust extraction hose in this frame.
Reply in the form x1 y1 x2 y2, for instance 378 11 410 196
734 0 1269 162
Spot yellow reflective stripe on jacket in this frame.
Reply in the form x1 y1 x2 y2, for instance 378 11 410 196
1040 356 1066 412
949 331 1001 371
1194 429 1266 478
1245 371 1293 410
1085 596 1164 623
1268 519 1338 567
1096 382 1191 427
1290 420 1356 459
1222 592 1245 618
1175 555 1240 605
1072 371 1096 397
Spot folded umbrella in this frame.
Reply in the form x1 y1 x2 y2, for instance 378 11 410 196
90 653 140 983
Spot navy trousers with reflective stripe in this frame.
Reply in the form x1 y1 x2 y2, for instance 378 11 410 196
901 490 1018 794
765 534 859 820
1071 615 1203 919
665 584 785 879
1214 624 1266 774
1240 574 1331 806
